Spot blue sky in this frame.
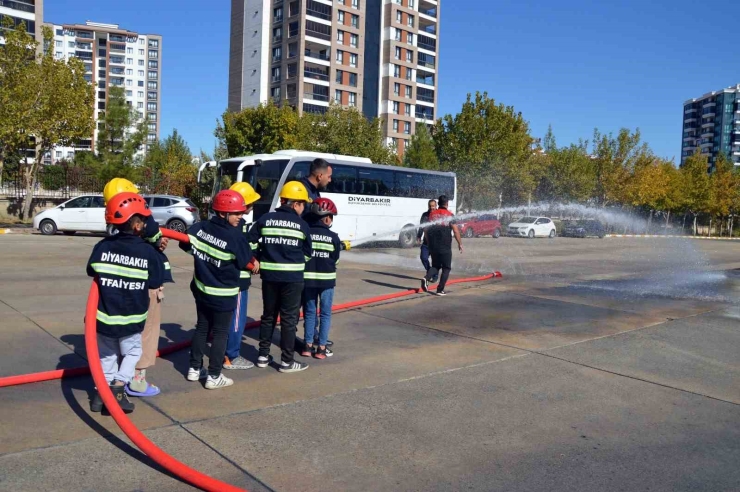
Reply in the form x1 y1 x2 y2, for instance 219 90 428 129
47 0 738 162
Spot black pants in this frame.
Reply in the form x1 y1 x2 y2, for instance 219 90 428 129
190 301 232 378
259 280 303 364
425 250 452 292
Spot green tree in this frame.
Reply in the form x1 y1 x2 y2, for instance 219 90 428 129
680 151 711 235
592 128 650 207
141 129 196 197
215 101 300 157
433 92 534 210
537 128 595 203
403 122 438 169
96 86 146 182
707 153 739 235
0 19 95 219
298 105 398 164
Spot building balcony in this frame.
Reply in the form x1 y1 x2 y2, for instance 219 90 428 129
304 68 329 82
684 117 696 123
109 34 126 42
684 108 697 114
701 131 714 138
306 0 332 21
703 101 716 107
415 110 434 120
304 91 330 103
304 48 330 62
303 103 328 115
0 0 35 13
76 31 94 39
417 35 436 52
416 75 435 86
701 121 714 128
702 112 715 118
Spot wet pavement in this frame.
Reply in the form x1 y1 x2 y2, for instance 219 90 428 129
0 234 739 491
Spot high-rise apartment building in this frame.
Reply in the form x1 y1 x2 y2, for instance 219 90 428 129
46 21 162 164
0 0 42 42
682 84 740 170
229 0 440 156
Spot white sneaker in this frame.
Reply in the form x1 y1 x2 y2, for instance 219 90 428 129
205 374 234 390
187 367 207 381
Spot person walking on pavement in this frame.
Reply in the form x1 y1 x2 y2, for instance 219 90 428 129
421 195 463 296
417 199 437 281
222 182 262 371
249 181 313 373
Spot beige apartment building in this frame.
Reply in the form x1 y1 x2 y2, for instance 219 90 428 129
229 0 440 156
0 0 43 42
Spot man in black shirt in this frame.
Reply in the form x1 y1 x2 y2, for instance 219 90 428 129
417 199 437 278
421 195 463 296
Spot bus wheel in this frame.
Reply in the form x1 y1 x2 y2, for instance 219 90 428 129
398 226 416 249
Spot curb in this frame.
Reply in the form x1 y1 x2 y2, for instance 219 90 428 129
606 234 740 241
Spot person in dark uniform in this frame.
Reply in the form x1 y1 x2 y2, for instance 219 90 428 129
417 199 437 280
299 158 333 206
420 195 463 296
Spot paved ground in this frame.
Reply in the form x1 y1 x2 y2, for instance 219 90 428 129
1 233 739 491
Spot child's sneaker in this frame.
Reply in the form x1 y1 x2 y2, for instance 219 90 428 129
300 344 314 357
279 360 308 373
205 374 234 390
313 347 333 360
90 388 103 413
256 354 273 368
187 367 207 381
434 290 447 296
420 278 429 292
223 356 254 370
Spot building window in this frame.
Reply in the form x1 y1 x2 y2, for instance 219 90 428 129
395 47 401 60
68 41 75 48
138 59 145 66
127 47 133 54
404 121 411 134
98 48 106 57
409 0 414 7
406 50 413 62
349 53 357 67
350 33 358 48
393 119 399 132
337 30 344 43
394 82 400 96
138 102 144 109
349 72 357 87
138 49 145 56
336 50 344 63
67 151 74 159
98 60 106 68
148 123 156 131
139 70 145 77
351 14 359 28
126 79 132 87
405 67 412 80
405 104 411 116
274 7 283 22
336 70 343 83
98 90 106 99
272 46 282 62
148 60 158 68
271 86 281 101
393 64 401 77
138 81 144 87
396 10 402 23
148 50 158 59
352 0 359 8
393 101 399 114
289 1 299 16
148 39 159 48
408 33 414 45
271 66 281 82
98 69 106 78
148 112 157 121
138 91 144 98
338 10 345 23
407 15 414 27
335 89 342 103
349 92 356 107
287 63 297 78
55 51 63 59
148 134 157 142
148 71 158 79
125 90 133 96
55 40 62 47
126 58 133 65
147 102 157 111
139 38 145 45
405 85 412 98
55 151 62 158
148 81 158 90
98 101 106 110
394 28 402 41
273 27 282 42
126 68 133 75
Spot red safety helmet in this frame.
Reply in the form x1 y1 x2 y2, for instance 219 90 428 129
212 190 247 213
105 192 151 225
310 197 338 217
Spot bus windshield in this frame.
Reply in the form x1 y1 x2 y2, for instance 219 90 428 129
251 159 290 220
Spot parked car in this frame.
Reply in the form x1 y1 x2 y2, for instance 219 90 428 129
141 195 200 233
562 219 605 238
457 214 503 238
507 216 557 238
33 195 106 235
33 194 199 236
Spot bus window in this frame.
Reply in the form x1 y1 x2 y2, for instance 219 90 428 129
252 159 289 220
326 165 357 194
213 161 241 196
358 168 394 196
286 160 311 181
395 171 426 198
423 175 455 199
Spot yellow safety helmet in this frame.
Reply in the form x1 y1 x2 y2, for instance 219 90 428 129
229 182 261 206
279 181 312 203
103 178 139 204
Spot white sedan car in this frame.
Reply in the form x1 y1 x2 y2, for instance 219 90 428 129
33 195 107 235
507 216 557 238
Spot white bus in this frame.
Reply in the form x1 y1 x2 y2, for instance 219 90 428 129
198 150 456 247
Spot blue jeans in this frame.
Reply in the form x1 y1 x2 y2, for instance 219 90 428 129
303 287 334 347
420 244 431 272
226 289 248 360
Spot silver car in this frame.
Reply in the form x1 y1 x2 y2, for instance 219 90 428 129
142 195 200 233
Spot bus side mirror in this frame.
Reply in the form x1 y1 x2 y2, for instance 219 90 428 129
254 159 263 167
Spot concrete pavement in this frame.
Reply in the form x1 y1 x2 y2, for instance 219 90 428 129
0 233 739 491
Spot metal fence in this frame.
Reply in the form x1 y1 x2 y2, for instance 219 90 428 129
0 168 105 200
